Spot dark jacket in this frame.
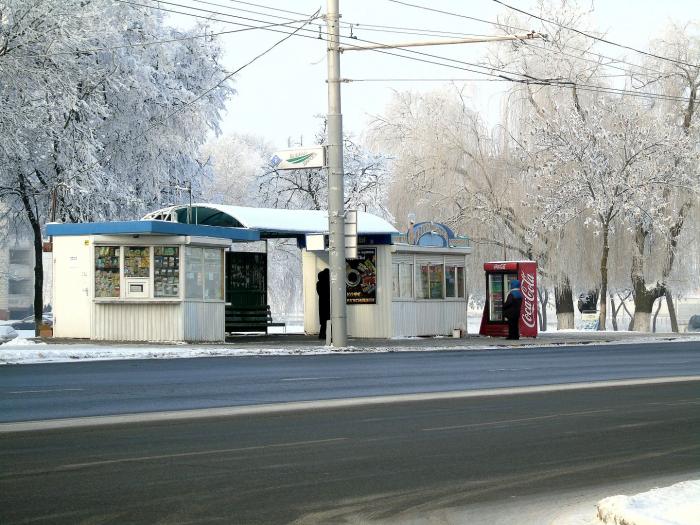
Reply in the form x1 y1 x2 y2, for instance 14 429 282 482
503 288 522 322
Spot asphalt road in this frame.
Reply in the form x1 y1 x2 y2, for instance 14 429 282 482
1 341 699 422
1 380 700 524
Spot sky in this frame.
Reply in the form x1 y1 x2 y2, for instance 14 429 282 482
166 0 698 149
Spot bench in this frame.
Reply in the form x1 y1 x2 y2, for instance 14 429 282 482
225 305 286 334
266 305 286 333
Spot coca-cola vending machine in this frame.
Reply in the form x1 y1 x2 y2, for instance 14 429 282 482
479 261 538 338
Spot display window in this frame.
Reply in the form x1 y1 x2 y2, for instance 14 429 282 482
417 264 444 299
446 266 465 298
124 247 150 278
154 246 180 298
95 246 120 298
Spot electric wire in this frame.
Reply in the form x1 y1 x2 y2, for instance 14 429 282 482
492 0 700 69
110 0 693 104
386 0 670 77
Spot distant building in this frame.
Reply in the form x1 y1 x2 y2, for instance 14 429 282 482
0 240 34 320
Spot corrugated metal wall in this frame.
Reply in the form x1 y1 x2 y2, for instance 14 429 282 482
392 301 467 336
93 302 183 342
183 301 224 342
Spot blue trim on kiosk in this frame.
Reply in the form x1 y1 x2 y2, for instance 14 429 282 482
46 220 259 241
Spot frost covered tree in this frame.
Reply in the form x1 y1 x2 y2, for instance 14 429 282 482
200 134 272 205
635 23 700 331
0 0 232 331
525 96 698 331
369 86 552 312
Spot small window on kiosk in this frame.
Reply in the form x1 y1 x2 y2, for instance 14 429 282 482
124 247 150 278
445 266 466 299
95 246 120 298
418 264 444 299
154 246 180 298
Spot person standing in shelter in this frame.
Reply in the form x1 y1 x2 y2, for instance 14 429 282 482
316 268 331 340
503 279 523 340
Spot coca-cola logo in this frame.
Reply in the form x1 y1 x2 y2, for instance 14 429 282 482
521 272 536 328
493 264 506 270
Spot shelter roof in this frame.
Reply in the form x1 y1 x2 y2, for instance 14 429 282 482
45 220 258 241
142 203 398 238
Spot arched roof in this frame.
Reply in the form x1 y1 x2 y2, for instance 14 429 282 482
143 203 398 238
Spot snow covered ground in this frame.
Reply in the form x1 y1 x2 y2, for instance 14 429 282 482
595 480 700 525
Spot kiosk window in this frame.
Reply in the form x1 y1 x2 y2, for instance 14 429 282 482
392 263 414 299
418 264 443 299
203 249 223 300
185 247 222 300
446 266 465 298
154 246 180 298
95 246 120 298
124 247 150 278
185 247 203 300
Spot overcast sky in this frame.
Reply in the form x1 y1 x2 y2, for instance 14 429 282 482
167 0 697 148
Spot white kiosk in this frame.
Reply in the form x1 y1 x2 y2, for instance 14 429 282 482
302 221 472 338
47 220 256 342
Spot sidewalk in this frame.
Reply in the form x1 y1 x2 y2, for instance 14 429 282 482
1 330 697 365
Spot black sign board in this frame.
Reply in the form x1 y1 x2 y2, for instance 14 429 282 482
346 248 377 304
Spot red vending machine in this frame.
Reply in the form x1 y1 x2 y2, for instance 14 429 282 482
479 261 538 338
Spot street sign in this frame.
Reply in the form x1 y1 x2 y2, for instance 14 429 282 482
270 146 325 170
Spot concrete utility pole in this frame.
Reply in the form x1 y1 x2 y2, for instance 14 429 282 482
325 0 348 347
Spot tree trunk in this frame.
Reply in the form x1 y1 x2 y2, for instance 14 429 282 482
537 287 549 331
18 173 44 337
665 292 679 333
555 280 574 330
631 227 663 332
652 298 663 333
610 293 618 331
598 224 610 331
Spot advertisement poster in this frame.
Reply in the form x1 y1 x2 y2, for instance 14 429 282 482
346 248 376 304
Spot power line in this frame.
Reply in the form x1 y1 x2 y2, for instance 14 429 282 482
386 0 671 78
122 0 693 104
385 0 532 33
491 0 700 69
223 0 309 17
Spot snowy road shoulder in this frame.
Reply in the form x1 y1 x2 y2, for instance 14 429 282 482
596 480 700 525
0 333 697 365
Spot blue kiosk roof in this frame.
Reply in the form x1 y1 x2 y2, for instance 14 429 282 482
46 220 259 241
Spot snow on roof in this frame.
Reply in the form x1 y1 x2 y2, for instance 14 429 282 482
147 203 398 235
